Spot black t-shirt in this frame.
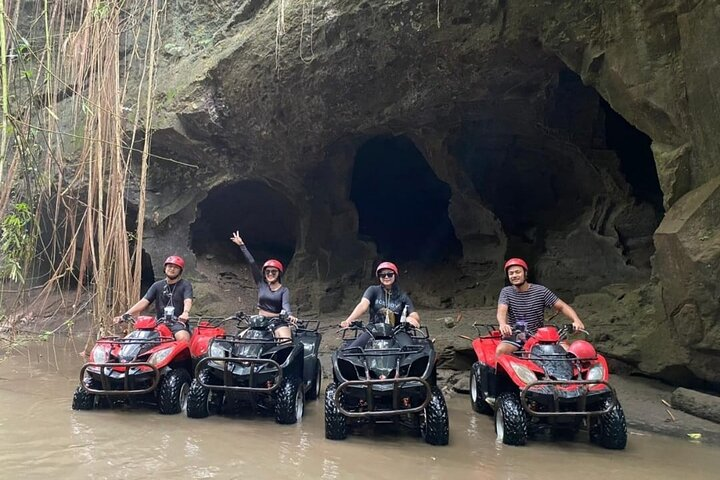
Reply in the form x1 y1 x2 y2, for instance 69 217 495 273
142 279 193 318
362 285 415 324
239 245 291 315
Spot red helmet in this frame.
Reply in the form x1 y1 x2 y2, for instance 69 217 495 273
568 340 597 360
164 255 185 270
263 259 284 273
504 257 528 272
376 261 399 277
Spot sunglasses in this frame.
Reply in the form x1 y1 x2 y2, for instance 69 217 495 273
264 269 279 275
378 272 395 279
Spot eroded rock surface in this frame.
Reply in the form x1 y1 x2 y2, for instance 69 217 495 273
46 2 720 385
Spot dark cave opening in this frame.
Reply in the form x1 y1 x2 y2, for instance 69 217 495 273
350 135 462 263
190 181 298 268
601 98 665 214
450 68 664 291
126 206 157 291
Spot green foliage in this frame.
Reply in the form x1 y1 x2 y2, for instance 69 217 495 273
16 38 32 61
0 203 34 283
92 2 111 20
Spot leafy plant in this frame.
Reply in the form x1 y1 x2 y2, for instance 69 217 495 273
0 203 34 283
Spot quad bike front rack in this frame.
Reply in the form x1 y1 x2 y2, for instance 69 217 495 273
195 337 285 393
472 323 503 338
80 362 161 395
519 379 617 417
295 319 320 333
335 345 433 418
334 376 432 418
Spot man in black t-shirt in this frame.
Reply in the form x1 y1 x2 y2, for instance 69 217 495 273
341 261 420 349
114 255 194 341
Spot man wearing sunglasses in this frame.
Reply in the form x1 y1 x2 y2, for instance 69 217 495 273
341 261 420 349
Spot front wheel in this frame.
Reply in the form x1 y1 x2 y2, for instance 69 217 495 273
187 368 213 418
421 386 450 446
158 369 191 414
591 399 627 450
71 383 96 410
274 375 304 424
495 392 528 446
324 383 348 440
470 362 493 415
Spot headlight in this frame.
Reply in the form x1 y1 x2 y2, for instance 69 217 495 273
91 345 110 363
586 364 605 381
210 341 226 357
511 363 538 385
148 347 174 366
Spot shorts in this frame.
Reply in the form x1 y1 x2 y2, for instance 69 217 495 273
270 319 290 331
500 330 530 349
167 321 190 335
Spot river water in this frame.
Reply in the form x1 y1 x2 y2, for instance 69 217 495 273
1 339 718 480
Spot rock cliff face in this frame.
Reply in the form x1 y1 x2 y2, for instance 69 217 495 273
120 1 717 386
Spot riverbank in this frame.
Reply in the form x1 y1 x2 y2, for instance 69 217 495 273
608 374 720 444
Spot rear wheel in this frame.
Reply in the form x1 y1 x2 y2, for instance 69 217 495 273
324 383 348 440
495 392 528 446
274 375 304 424
470 362 493 415
187 368 213 418
305 359 322 401
591 399 627 450
158 369 191 414
421 386 450 445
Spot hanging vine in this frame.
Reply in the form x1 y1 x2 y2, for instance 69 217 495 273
0 0 165 337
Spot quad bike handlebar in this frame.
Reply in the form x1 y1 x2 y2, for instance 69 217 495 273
339 320 426 338
556 323 589 340
472 322 589 340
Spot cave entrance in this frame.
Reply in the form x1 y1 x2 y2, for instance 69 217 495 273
451 69 663 293
350 135 462 263
190 181 298 268
601 98 664 214
126 206 157 291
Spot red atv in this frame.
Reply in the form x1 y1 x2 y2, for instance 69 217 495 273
71 315 192 414
469 323 627 449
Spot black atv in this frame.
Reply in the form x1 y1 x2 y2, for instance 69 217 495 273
325 320 449 445
186 312 322 424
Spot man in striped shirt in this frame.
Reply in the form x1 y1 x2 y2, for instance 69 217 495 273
495 258 584 358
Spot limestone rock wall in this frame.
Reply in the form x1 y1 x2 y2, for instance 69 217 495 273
93 1 720 385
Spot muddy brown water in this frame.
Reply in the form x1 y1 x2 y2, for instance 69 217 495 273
1 340 719 480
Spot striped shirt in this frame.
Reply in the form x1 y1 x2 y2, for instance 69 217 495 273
498 284 559 334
